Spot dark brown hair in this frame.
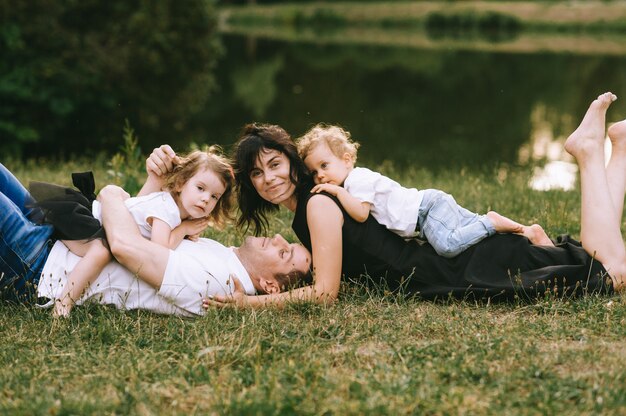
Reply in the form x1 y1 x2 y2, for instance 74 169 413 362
231 123 311 235
273 267 313 292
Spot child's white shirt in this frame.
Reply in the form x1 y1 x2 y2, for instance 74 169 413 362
92 191 181 239
343 167 423 238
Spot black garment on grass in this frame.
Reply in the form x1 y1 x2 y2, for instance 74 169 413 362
29 172 104 241
292 184 612 302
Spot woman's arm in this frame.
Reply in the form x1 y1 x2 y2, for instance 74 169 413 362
311 183 371 223
208 194 345 308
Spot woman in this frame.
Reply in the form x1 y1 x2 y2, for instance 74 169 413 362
150 93 625 307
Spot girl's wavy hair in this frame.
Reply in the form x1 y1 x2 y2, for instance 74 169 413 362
232 123 311 236
163 146 235 229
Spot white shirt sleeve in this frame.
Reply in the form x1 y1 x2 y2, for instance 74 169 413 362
343 167 381 204
134 192 182 230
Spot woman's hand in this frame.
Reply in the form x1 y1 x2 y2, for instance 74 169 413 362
146 145 180 177
202 275 248 309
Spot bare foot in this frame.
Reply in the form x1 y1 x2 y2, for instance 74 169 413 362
521 224 554 246
486 211 524 234
608 118 626 154
564 92 617 160
52 300 71 318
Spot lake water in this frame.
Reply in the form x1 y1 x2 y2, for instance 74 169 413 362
202 32 626 189
10 27 626 190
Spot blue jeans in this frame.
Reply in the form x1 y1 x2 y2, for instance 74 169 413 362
0 163 54 301
417 189 495 258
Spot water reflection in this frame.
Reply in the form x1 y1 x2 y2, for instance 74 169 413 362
519 103 578 191
520 103 616 191
205 35 626 175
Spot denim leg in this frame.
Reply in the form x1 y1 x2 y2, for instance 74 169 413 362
0 191 53 301
418 190 494 258
0 162 43 222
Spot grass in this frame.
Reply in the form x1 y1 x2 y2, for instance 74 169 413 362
2 154 626 414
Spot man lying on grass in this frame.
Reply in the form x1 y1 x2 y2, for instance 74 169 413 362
0 163 311 316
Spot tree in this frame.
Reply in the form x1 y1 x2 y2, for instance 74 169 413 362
0 0 221 157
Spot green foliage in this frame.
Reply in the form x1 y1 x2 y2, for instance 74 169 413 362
425 11 522 41
107 121 145 195
0 0 221 158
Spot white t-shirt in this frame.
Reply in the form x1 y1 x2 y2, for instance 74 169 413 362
37 239 256 317
343 167 424 238
92 192 181 239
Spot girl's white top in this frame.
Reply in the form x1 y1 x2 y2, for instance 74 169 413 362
92 191 181 238
343 167 423 238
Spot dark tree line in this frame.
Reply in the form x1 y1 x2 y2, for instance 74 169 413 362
0 0 221 157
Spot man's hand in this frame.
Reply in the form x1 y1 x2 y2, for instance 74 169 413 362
146 145 180 177
311 183 343 197
97 185 130 202
202 275 248 309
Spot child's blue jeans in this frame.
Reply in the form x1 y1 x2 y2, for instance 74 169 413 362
0 163 54 301
417 189 495 258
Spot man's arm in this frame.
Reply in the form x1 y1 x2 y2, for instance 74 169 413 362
138 145 179 196
99 185 169 288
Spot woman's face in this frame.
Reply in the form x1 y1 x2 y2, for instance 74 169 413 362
249 148 296 205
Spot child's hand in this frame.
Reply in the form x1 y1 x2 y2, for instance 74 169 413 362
186 233 200 242
181 217 210 239
311 183 342 196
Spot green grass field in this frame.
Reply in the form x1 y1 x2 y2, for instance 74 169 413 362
2 155 626 415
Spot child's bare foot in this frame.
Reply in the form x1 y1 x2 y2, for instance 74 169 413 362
521 224 554 246
52 300 71 318
486 211 524 234
565 92 617 160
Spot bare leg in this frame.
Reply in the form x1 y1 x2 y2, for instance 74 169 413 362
486 211 554 246
564 92 626 289
606 119 626 223
54 239 111 317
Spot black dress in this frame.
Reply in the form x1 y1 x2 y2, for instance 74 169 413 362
292 184 612 302
29 172 104 241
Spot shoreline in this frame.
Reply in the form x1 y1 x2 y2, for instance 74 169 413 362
219 25 626 56
218 1 626 55
219 1 626 28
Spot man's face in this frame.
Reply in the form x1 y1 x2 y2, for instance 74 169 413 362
236 234 311 290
